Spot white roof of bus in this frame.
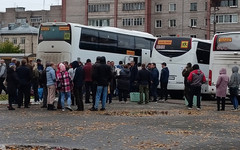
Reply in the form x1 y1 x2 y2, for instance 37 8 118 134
41 22 156 39
214 31 240 36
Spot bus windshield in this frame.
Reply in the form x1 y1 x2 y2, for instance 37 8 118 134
155 37 191 57
215 33 240 51
38 25 71 44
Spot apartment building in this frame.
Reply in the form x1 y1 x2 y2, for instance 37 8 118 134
0 23 38 54
62 0 240 39
0 6 62 28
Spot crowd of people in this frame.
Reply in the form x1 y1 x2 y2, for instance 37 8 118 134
0 56 169 111
0 56 239 112
182 63 239 111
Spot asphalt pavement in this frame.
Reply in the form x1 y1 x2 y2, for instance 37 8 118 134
0 98 240 150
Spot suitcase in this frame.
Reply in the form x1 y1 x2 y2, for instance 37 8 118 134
130 92 145 102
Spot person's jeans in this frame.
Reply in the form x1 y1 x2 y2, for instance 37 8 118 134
61 92 71 108
85 81 92 103
32 82 39 102
94 86 107 109
42 85 48 107
74 86 84 110
139 84 149 103
230 87 239 109
189 86 201 108
160 82 168 100
151 84 158 101
232 96 239 109
217 97 225 110
118 89 128 102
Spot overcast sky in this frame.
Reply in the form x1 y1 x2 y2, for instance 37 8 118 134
0 0 61 12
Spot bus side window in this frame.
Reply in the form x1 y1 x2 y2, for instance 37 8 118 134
99 31 117 52
196 42 211 64
117 34 134 53
80 28 98 50
135 37 151 50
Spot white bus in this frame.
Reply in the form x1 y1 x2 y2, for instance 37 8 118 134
209 32 240 95
151 37 212 98
37 22 156 65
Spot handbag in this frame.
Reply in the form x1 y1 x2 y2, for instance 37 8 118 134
57 72 63 90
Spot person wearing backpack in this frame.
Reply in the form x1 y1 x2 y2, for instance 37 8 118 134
228 66 240 111
0 59 7 94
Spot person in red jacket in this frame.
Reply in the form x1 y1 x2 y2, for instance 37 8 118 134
187 64 206 110
83 59 93 104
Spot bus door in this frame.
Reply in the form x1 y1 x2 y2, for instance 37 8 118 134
141 49 150 64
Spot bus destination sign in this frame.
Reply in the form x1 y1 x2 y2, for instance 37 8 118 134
157 40 172 45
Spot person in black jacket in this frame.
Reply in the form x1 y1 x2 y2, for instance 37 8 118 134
89 56 101 111
117 65 131 102
16 59 32 108
150 63 159 102
72 61 85 111
160 62 169 101
130 61 138 92
91 56 112 111
6 64 19 110
137 64 151 104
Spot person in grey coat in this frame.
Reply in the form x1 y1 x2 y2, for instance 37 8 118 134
228 66 240 111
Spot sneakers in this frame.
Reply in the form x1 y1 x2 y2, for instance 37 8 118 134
65 106 73 111
197 107 201 111
188 107 192 110
231 108 238 111
62 109 65 112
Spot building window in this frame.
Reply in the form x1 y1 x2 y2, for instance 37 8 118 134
4 38 9 42
190 19 197 27
190 35 197 38
169 3 176 11
205 2 208 10
20 37 25 44
16 18 26 24
12 38 17 44
88 19 110 27
155 20 162 28
30 16 42 23
169 19 176 27
211 14 238 24
122 18 145 26
122 2 145 11
220 0 238 7
88 4 110 12
169 34 176 37
155 4 162 12
190 3 197 11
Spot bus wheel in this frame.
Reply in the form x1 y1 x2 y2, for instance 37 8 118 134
169 91 184 99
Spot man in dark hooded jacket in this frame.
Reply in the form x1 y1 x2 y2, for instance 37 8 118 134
89 56 101 111
91 56 112 111
72 61 85 111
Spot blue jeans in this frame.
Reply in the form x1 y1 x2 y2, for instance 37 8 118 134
94 86 107 109
61 92 71 108
232 96 239 109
